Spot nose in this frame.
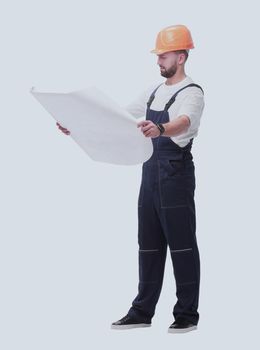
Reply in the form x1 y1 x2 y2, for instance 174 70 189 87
157 56 163 66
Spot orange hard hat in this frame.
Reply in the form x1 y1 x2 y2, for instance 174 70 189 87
151 24 194 55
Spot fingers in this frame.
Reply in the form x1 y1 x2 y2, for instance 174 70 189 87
137 121 153 133
143 129 153 137
56 122 70 135
142 124 154 132
137 121 159 138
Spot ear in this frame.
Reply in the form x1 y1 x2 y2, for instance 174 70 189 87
178 53 186 65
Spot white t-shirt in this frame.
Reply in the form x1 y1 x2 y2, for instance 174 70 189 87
124 76 205 148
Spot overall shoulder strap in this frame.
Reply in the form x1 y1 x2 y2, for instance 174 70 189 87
146 83 164 109
164 83 204 111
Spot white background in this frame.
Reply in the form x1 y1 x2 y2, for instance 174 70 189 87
1 0 259 349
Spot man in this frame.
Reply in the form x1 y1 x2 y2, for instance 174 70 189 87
110 24 205 334
57 24 205 334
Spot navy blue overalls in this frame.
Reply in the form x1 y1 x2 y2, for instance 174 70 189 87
128 83 204 325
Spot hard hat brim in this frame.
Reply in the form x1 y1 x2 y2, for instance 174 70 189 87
150 46 194 55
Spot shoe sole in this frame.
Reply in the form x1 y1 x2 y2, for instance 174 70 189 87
111 324 151 330
168 325 197 333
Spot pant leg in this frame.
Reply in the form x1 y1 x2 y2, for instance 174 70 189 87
159 175 200 325
128 183 168 321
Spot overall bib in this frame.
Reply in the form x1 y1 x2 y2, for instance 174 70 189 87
128 83 204 325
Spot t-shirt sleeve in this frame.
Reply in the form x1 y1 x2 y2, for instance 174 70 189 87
177 90 205 130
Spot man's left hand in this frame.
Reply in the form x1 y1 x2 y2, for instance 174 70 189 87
137 120 161 138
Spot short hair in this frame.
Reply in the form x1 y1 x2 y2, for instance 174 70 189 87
175 49 189 62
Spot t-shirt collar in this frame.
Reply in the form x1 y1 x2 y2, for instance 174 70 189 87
163 76 192 88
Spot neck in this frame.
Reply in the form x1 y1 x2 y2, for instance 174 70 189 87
165 71 187 86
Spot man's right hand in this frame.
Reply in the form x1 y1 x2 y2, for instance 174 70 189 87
56 122 70 135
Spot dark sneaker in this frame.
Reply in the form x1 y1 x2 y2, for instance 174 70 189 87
111 314 151 330
168 318 197 333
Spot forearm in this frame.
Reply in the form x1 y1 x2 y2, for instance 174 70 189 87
160 115 190 137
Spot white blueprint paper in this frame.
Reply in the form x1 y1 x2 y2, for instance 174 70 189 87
30 86 153 165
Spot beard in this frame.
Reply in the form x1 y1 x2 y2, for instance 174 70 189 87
160 63 177 78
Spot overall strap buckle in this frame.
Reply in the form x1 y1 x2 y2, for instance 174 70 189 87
182 138 194 160
146 83 164 109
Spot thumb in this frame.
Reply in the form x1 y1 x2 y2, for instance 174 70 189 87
137 120 150 128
